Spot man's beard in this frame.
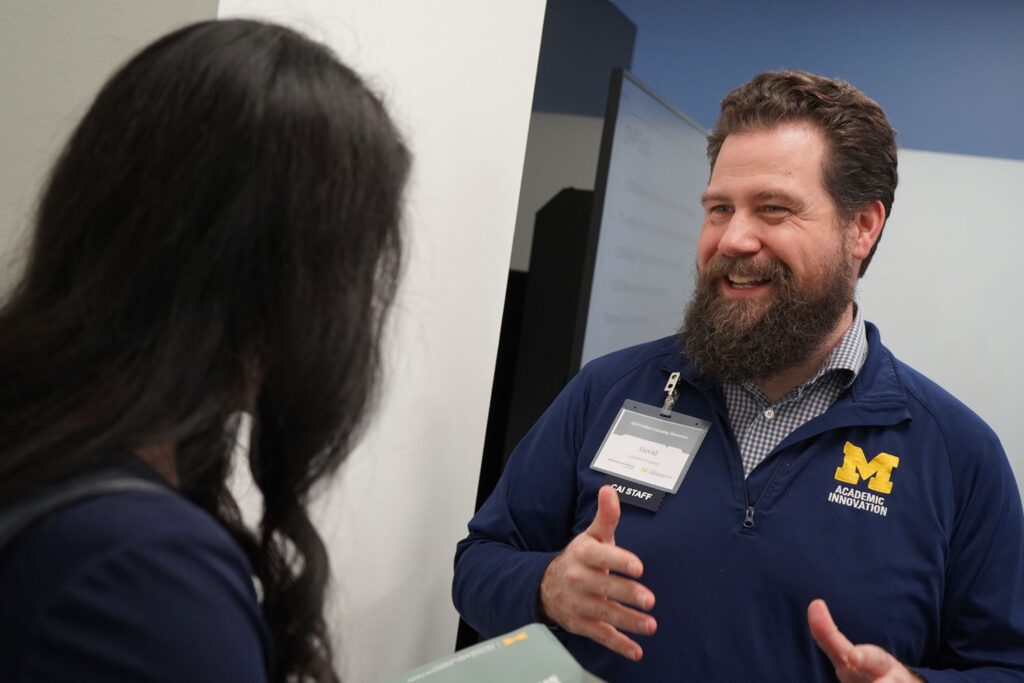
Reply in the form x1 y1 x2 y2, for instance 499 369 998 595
677 246 856 386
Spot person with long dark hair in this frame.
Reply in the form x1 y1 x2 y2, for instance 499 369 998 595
0 18 409 682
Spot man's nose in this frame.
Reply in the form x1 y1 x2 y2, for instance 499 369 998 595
716 212 762 257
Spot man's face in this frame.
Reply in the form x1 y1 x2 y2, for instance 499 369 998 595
678 120 859 384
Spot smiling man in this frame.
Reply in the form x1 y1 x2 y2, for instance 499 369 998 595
453 71 1024 682
685 119 874 404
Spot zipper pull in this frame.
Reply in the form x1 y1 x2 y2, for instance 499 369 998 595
743 505 755 529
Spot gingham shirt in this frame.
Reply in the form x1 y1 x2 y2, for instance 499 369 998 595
724 306 868 478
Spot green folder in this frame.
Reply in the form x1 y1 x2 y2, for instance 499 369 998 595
381 623 606 683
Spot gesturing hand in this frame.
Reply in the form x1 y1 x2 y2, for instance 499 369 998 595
539 485 657 661
808 599 923 682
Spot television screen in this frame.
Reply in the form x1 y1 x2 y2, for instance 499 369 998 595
573 69 708 369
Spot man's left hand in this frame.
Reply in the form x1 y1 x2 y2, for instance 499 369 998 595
808 599 924 682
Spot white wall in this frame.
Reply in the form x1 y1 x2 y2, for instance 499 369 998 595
858 149 1024 496
0 0 216 294
215 1 545 680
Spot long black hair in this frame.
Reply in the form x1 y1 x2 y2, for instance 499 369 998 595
0 19 409 682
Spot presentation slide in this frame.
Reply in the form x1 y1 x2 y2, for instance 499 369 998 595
579 74 708 367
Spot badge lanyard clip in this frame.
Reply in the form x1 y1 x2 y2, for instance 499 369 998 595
660 371 680 417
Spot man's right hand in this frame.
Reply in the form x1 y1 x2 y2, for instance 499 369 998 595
538 485 657 661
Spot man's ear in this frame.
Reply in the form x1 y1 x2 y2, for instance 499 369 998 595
850 200 885 261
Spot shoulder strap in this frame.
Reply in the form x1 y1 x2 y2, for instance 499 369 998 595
0 470 171 552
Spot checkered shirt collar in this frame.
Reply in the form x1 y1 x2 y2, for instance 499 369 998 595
728 303 868 403
813 303 867 389
721 305 869 478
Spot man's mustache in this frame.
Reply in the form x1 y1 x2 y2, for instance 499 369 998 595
700 254 790 284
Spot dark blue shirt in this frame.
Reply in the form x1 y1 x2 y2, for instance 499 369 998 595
0 486 272 681
454 323 1024 681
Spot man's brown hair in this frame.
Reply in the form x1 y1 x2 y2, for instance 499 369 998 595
707 70 897 276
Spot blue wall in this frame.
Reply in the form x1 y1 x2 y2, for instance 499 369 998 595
609 0 1024 160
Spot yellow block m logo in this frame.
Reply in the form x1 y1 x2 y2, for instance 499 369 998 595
834 442 900 494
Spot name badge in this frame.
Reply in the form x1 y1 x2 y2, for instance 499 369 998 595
590 400 710 510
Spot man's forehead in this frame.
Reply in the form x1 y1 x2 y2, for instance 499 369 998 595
707 124 828 190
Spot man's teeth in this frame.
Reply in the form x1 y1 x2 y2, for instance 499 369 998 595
728 274 768 288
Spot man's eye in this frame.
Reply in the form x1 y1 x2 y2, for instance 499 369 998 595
761 205 788 213
709 205 732 213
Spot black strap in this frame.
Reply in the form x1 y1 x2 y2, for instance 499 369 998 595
0 470 171 551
